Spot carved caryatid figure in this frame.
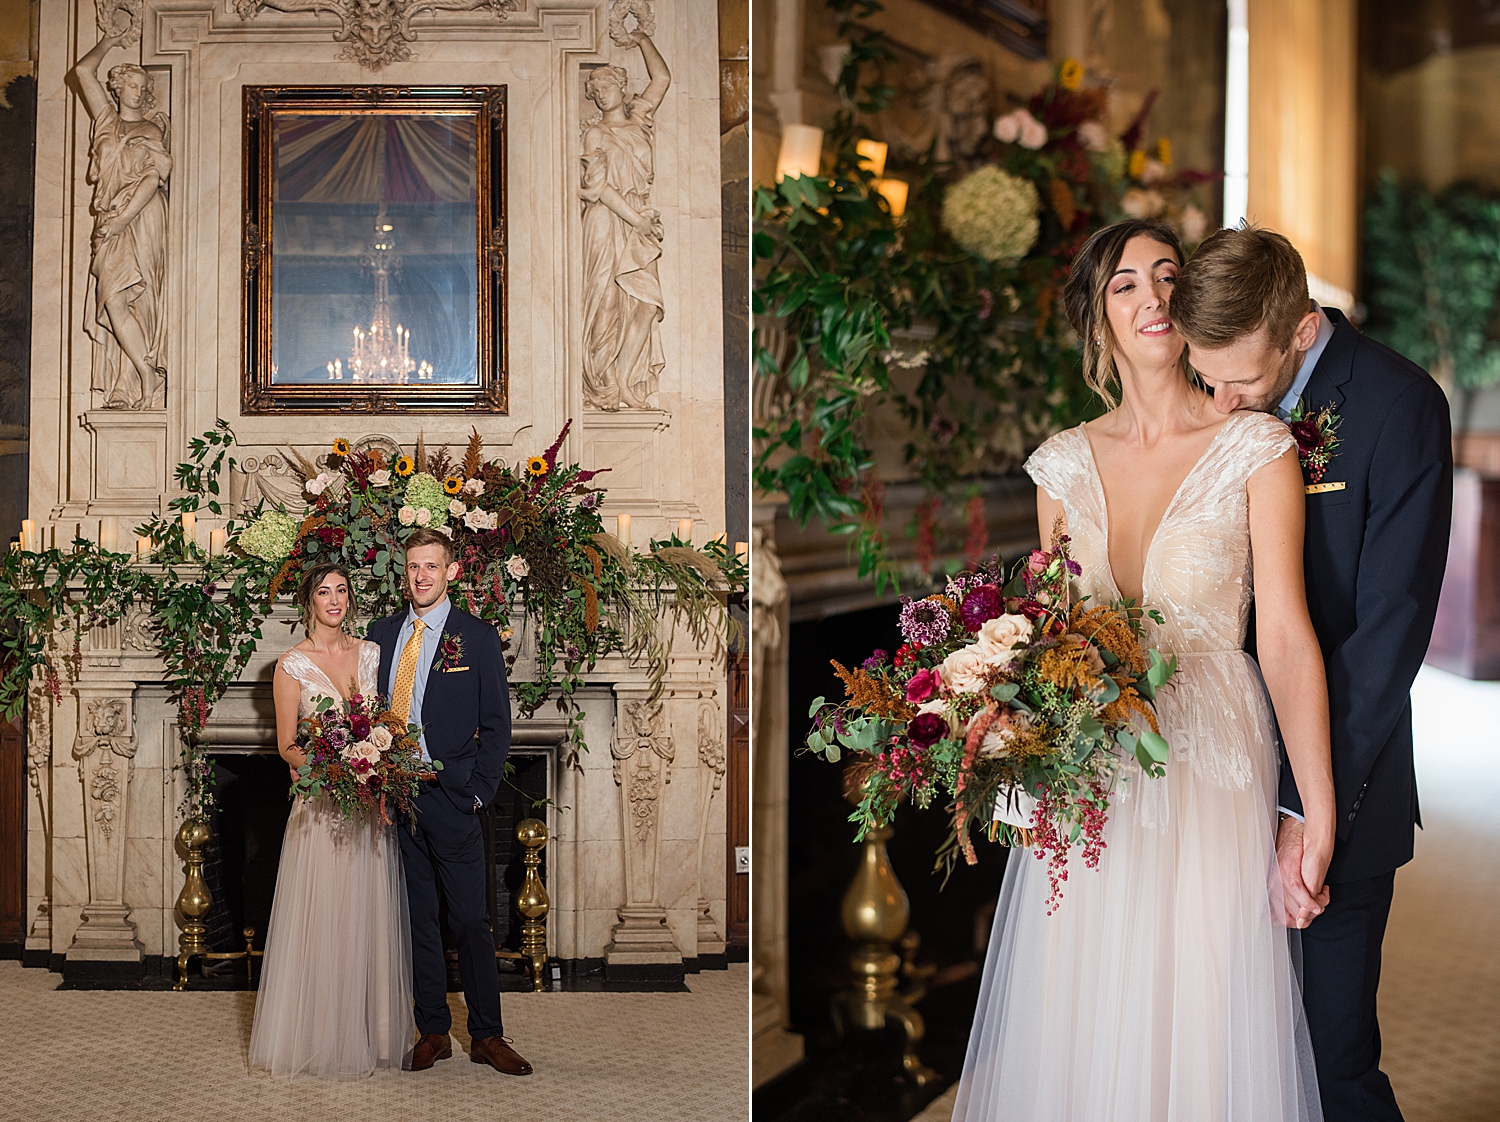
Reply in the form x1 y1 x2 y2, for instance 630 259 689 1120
579 29 670 411
71 33 171 410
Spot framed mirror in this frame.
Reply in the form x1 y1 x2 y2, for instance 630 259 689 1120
241 85 508 414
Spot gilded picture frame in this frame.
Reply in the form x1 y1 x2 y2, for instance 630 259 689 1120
241 85 508 414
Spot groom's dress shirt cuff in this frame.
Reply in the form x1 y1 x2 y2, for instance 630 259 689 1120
386 595 453 762
1275 303 1335 420
1278 806 1305 823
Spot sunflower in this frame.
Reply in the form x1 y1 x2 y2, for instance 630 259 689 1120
526 456 549 478
1059 58 1083 91
1128 148 1146 180
1156 136 1172 167
443 475 464 495
394 455 415 477
331 438 351 457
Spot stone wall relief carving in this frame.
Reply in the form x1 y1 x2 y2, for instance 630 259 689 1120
611 698 674 841
694 701 726 954
70 25 171 411
234 0 518 70
580 11 671 412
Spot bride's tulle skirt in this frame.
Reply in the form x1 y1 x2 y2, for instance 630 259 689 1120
952 651 1323 1122
247 795 415 1079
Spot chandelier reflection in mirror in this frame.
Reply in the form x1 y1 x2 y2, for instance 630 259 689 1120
326 215 436 383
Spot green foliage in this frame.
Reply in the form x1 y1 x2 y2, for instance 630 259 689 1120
0 424 745 820
1363 172 1500 391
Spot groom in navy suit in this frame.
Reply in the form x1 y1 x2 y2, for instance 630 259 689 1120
1174 226 1452 1122
368 526 533 1076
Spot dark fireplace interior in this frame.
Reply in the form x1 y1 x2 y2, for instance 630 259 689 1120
199 748 551 989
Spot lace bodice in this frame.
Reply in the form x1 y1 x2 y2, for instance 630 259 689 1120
279 642 382 719
1025 411 1295 656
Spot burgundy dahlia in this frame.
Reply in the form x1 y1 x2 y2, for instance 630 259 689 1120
959 583 1005 631
1291 419 1320 451
898 597 952 647
906 712 949 750
350 713 371 739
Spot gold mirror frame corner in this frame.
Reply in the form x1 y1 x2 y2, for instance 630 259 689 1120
240 84 509 416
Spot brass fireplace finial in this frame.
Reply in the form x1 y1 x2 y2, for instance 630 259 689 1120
831 763 938 1086
173 817 213 990
515 818 550 992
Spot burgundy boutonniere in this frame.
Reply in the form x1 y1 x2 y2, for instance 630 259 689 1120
1288 402 1341 484
436 633 465 672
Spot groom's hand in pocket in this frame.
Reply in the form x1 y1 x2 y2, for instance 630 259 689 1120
1276 816 1331 928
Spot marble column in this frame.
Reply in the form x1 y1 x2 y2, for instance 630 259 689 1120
65 688 144 964
605 694 683 970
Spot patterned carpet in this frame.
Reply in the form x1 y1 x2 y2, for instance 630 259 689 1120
914 666 1500 1122
0 963 748 1121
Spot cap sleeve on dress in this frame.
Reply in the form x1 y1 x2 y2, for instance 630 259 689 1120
1024 428 1083 502
1235 411 1298 478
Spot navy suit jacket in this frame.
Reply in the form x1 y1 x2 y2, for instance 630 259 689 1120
1274 308 1452 883
368 602 512 814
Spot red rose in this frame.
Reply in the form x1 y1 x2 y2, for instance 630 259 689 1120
906 712 949 750
350 713 371 739
904 667 942 705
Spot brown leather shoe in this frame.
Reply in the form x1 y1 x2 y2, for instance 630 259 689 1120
410 1032 453 1071
469 1034 533 1076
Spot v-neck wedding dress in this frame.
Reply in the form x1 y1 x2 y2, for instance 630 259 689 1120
247 642 415 1078
953 410 1323 1121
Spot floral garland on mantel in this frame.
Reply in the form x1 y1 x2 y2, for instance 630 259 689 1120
0 421 745 819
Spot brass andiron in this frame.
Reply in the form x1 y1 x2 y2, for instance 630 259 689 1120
832 765 938 1086
203 927 262 987
515 817 550 992
173 817 213 991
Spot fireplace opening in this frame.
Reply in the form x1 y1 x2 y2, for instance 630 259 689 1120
195 746 552 989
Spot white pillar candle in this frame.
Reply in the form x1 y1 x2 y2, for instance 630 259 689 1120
856 138 888 178
616 513 632 548
137 536 152 561
181 511 196 549
677 518 693 543
874 178 909 218
776 124 824 181
19 519 35 552
98 516 118 553
209 528 226 558
735 541 749 562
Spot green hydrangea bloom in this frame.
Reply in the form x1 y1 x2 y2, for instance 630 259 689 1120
237 510 299 562
942 166 1041 264
404 472 449 527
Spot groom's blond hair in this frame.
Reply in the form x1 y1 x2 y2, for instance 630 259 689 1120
1172 225 1310 352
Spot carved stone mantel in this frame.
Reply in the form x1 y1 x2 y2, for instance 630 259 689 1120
67 688 144 963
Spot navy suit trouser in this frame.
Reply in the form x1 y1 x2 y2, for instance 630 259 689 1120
1301 871 1403 1122
400 783 503 1041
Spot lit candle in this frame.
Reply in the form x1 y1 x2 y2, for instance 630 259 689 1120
99 516 118 553
677 518 693 543
181 511 196 550
776 124 824 181
20 519 35 552
713 531 726 547
873 178 909 218
856 138 888 178
137 536 151 561
616 513 632 548
735 540 749 562
209 528 226 558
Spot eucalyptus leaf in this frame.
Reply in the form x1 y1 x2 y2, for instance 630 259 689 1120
990 682 1020 704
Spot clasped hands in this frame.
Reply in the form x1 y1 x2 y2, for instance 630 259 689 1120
1276 815 1333 929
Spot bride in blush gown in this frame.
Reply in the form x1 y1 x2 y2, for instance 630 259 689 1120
248 562 415 1078
953 221 1335 1121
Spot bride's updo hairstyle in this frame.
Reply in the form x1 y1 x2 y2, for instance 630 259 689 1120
294 561 356 636
1062 218 1187 409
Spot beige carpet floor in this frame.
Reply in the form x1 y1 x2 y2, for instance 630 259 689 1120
915 666 1500 1122
0 963 749 1122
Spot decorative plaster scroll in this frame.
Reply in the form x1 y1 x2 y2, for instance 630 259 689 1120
232 453 308 515
580 22 671 411
70 34 172 411
693 702 725 953
120 606 154 652
234 0 519 71
26 681 51 802
697 703 725 792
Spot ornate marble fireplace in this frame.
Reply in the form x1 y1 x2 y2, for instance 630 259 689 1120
22 0 732 982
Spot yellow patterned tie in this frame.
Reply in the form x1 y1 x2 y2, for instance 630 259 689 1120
391 619 426 726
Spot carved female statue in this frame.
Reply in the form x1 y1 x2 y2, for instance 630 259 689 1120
579 32 670 411
71 33 171 410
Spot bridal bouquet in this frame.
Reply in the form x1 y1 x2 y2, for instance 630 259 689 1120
289 692 439 824
805 533 1178 911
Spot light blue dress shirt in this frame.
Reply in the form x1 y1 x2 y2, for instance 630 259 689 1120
386 595 452 763
1275 302 1336 420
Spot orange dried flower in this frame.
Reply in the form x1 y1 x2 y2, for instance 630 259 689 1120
831 660 915 721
